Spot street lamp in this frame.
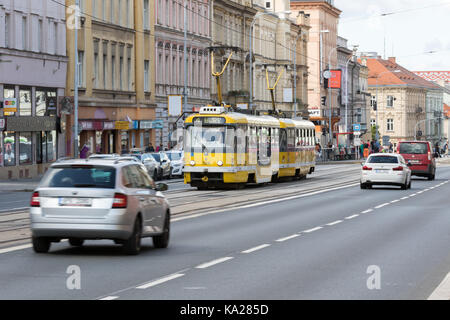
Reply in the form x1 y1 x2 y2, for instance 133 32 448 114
344 45 359 134
249 10 291 109
375 69 401 140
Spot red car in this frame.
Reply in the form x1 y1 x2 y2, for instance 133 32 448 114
397 141 437 180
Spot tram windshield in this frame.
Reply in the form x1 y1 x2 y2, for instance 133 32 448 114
186 126 234 153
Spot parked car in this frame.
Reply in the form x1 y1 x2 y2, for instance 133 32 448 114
149 152 172 179
165 151 184 178
397 141 436 180
30 158 170 255
360 153 412 190
141 153 162 180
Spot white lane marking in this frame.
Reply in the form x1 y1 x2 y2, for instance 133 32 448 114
390 199 400 203
361 209 373 214
0 244 32 254
326 220 343 226
345 214 359 220
375 203 390 209
99 296 119 300
417 191 424 194
302 226 323 233
400 197 409 200
241 244 271 254
276 234 300 242
424 188 431 191
171 183 359 223
409 193 417 197
136 273 185 289
195 257 234 269
428 272 450 300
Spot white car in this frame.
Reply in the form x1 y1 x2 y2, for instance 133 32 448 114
360 153 412 190
165 151 184 178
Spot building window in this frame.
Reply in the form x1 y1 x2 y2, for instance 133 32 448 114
370 119 376 128
387 118 394 131
36 89 57 117
78 51 85 87
94 52 99 88
110 0 114 23
92 0 97 18
3 86 15 116
370 95 376 108
144 60 150 92
111 54 116 89
126 0 130 27
19 88 32 116
387 95 394 107
103 52 107 89
22 17 27 50
118 0 122 25
19 132 32 165
37 131 57 163
119 56 123 90
143 0 149 30
102 0 106 20
127 57 132 90
37 20 43 52
53 22 58 54
3 132 15 167
5 14 10 48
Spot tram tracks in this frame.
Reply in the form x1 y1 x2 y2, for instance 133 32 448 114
0 166 361 249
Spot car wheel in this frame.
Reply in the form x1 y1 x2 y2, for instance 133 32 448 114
428 172 435 181
32 236 51 253
367 184 372 189
401 178 408 190
153 213 170 249
360 183 366 189
123 217 142 255
69 238 84 247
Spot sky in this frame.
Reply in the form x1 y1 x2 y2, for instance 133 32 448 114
335 0 450 71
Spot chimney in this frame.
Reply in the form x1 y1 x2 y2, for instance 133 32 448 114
388 57 396 63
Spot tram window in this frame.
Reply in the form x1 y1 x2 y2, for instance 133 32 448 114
287 129 295 150
280 129 287 153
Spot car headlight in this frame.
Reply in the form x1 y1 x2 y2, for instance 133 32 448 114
190 160 196 166
217 161 223 166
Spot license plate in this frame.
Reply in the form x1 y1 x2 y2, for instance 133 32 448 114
409 160 420 164
375 169 388 173
59 197 92 207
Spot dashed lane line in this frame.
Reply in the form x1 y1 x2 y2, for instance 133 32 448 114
361 209 374 214
99 296 119 300
375 203 390 209
275 234 300 242
302 226 323 233
345 214 359 220
241 244 271 254
195 257 234 269
136 273 185 289
326 220 343 226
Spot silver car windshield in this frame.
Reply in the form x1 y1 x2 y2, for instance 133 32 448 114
40 165 116 189
368 156 399 164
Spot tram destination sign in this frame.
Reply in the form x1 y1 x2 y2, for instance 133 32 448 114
193 117 226 125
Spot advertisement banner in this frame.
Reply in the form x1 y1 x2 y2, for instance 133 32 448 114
328 70 342 89
4 98 17 113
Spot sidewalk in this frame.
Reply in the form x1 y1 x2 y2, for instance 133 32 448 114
0 177 42 192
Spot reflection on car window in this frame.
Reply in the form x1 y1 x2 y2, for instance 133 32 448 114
41 166 116 188
368 156 399 164
399 143 427 154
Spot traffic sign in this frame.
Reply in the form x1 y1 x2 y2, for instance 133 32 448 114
352 124 361 132
382 135 390 146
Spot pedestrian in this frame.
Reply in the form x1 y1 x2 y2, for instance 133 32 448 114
389 142 393 153
444 140 449 156
145 143 155 153
156 145 160 152
80 144 90 159
435 141 441 158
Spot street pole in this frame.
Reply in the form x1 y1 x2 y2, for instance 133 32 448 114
293 31 301 118
74 0 79 158
183 1 187 112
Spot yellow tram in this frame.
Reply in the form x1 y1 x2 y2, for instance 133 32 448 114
183 106 316 190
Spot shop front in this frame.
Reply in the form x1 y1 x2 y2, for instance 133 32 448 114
78 120 117 157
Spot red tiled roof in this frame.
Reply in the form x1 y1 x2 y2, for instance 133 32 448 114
444 103 450 117
365 57 442 89
413 71 450 83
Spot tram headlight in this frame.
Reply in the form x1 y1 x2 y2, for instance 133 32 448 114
190 160 196 166
217 161 223 166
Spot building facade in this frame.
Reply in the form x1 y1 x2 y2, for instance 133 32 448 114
290 0 341 144
65 0 156 158
251 0 310 115
155 0 211 150
0 0 68 179
365 56 443 148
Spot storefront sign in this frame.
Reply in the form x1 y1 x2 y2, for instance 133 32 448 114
4 98 17 113
104 121 115 130
115 121 131 130
6 116 57 132
139 120 164 129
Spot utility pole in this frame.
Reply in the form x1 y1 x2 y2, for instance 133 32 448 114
183 1 188 115
74 0 79 158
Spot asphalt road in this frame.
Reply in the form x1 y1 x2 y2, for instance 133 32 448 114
0 165 449 299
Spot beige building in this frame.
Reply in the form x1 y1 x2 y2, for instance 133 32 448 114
290 0 341 140
66 0 156 156
251 0 310 115
365 56 442 148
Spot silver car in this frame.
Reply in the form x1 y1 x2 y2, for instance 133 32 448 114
30 158 171 255
141 153 162 180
